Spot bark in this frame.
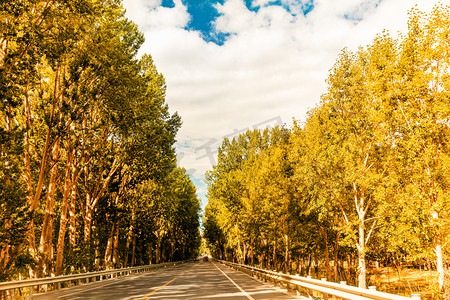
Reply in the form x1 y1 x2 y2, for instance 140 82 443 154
23 86 36 258
84 196 93 243
243 243 247 264
124 210 135 268
333 231 340 281
38 140 60 276
444 268 449 300
0 220 12 270
235 224 243 264
104 224 114 270
284 234 290 273
354 183 367 289
357 216 366 288
435 232 445 291
0 36 7 64
112 223 120 268
83 158 120 243
131 235 136 267
319 226 331 280
29 67 60 214
24 67 61 272
272 239 277 270
55 148 76 275
155 228 163 264
68 183 77 248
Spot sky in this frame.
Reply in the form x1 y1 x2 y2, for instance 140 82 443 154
122 0 447 212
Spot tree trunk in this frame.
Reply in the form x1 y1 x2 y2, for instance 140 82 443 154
444 267 449 300
55 147 78 275
112 224 120 268
284 234 290 273
432 211 445 292
38 139 61 276
68 183 77 249
55 165 71 275
125 225 133 268
104 224 114 270
84 194 93 243
354 183 367 289
131 235 136 267
320 227 331 280
357 216 366 288
272 239 277 270
435 234 444 291
0 36 7 63
333 232 340 281
235 224 243 264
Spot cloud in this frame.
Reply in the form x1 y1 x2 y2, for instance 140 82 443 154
122 0 446 207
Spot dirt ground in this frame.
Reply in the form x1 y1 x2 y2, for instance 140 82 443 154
368 267 439 299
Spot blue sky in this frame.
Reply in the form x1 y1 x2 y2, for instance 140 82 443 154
122 0 445 212
161 0 316 44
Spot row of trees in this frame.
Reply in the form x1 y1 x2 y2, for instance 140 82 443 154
203 4 449 294
0 0 201 281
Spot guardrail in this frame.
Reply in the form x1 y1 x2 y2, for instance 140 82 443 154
0 261 188 299
219 260 422 300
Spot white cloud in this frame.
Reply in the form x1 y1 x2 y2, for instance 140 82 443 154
122 0 448 207
122 0 189 30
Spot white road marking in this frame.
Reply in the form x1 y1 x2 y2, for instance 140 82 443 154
212 261 255 300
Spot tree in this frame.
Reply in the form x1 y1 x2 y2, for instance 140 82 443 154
0 0 199 281
383 5 450 291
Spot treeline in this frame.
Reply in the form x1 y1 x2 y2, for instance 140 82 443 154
204 5 449 294
0 0 200 280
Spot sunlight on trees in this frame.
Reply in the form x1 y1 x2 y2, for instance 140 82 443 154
204 4 450 296
0 0 201 281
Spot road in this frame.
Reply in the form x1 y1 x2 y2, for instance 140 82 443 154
34 260 302 299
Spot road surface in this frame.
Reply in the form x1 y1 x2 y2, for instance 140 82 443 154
34 260 302 299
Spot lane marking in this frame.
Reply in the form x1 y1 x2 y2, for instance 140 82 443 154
212 261 255 300
58 265 170 298
58 264 193 299
142 277 177 299
141 262 197 299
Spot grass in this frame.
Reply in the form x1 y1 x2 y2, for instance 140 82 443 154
368 267 440 299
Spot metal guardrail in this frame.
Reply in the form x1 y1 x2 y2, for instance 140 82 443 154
0 261 188 299
219 260 422 300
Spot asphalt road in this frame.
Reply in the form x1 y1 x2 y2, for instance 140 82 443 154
34 260 301 299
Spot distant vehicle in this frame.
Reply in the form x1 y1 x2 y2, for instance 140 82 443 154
203 256 208 261
194 257 199 261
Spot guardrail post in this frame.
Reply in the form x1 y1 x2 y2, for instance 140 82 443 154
306 276 313 298
293 274 301 296
29 285 33 299
321 278 329 300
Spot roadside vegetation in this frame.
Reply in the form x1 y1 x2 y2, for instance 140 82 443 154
204 5 450 298
0 0 201 281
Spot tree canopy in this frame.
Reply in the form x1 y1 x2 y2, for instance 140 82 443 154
0 0 201 281
204 4 450 295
